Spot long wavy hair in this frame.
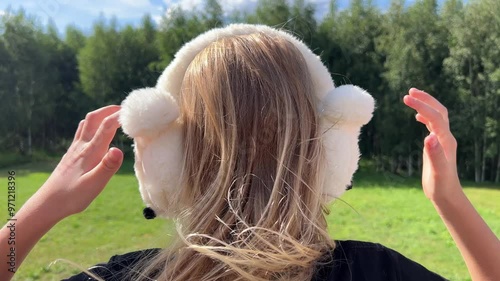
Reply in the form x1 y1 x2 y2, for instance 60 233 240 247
137 32 333 281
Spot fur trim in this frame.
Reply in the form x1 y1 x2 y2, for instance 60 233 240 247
321 85 376 127
157 24 334 102
119 88 179 138
132 123 184 218
321 125 364 200
120 24 375 218
319 85 374 200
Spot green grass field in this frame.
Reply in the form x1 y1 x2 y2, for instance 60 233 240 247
1 160 499 281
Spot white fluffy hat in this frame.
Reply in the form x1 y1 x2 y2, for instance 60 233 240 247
119 24 375 219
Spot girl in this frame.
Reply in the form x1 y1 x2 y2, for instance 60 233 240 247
1 25 499 281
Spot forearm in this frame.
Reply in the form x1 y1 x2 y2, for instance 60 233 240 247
433 188 500 281
0 191 61 281
0 107 122 281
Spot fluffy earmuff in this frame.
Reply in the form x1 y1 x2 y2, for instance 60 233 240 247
119 24 375 219
120 88 179 138
320 85 375 200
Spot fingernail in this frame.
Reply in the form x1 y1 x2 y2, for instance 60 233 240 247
108 147 122 163
428 133 438 148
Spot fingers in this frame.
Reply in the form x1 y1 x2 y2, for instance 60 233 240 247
85 147 123 184
90 111 121 150
73 120 85 143
415 113 431 132
409 88 449 122
81 105 121 142
404 94 449 135
424 133 448 167
81 111 121 172
80 147 123 198
404 89 458 164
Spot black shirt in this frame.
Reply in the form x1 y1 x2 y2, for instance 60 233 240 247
63 240 448 281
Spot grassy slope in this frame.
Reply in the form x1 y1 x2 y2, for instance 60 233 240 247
0 160 498 281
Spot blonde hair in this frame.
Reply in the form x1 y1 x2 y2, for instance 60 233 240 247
137 32 334 281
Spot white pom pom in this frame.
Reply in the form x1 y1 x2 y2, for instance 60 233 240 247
321 85 375 127
319 85 375 201
119 88 180 138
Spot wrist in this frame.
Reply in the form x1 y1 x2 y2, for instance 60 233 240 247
20 187 69 225
430 184 467 216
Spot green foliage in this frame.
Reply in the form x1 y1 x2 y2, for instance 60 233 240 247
249 0 291 26
203 0 224 28
0 9 82 155
374 0 453 172
78 16 160 105
247 0 317 45
0 0 499 182
443 0 500 181
318 0 384 158
155 8 207 69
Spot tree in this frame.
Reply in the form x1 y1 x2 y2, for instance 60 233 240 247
318 0 385 163
0 25 16 150
248 0 291 27
65 25 86 52
444 0 500 182
289 0 317 44
247 0 318 52
45 25 92 145
375 0 453 175
79 15 159 105
0 10 54 155
1 0 498 182
156 7 206 69
203 0 224 28
78 17 121 105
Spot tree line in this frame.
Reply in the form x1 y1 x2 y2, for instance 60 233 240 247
0 0 499 183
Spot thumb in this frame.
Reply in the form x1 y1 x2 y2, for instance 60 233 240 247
85 147 124 189
424 133 448 170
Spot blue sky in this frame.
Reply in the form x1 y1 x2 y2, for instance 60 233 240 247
0 0 420 33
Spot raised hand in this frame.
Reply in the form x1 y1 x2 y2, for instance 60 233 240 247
0 105 124 281
403 88 461 203
40 105 124 219
404 88 500 281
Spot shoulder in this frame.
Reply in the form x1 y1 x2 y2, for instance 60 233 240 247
312 240 449 281
64 243 449 281
62 248 161 281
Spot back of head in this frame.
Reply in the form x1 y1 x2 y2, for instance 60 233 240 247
143 33 332 281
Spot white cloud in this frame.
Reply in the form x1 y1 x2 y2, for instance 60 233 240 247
168 0 203 11
152 14 162 24
164 0 256 15
0 10 5 16
74 0 161 18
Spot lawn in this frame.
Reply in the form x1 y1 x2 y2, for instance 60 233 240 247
1 160 499 281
